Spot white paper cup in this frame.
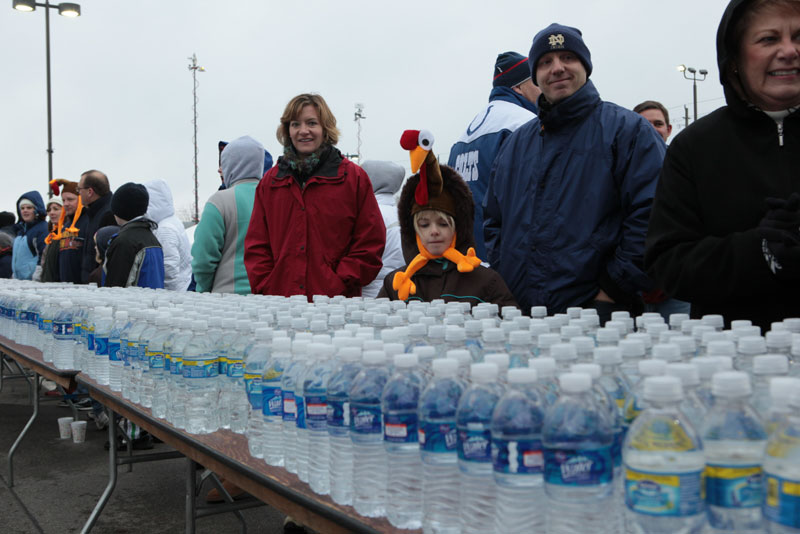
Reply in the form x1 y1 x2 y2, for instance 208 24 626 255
58 417 74 439
70 420 87 444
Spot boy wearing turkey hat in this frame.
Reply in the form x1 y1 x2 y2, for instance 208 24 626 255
377 129 517 307
103 182 164 288
40 179 84 282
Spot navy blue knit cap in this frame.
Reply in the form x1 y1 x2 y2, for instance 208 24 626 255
111 182 149 221
493 51 531 88
528 23 592 86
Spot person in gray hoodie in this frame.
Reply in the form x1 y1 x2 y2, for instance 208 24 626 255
145 179 193 291
192 135 267 294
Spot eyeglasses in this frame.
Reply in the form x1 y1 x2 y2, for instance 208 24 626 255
77 186 90 191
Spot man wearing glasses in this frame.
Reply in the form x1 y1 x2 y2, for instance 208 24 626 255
76 170 115 284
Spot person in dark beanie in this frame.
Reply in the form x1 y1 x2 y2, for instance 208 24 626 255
484 23 664 322
103 182 164 288
447 51 540 260
0 211 16 236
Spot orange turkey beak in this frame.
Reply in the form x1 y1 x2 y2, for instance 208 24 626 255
409 145 429 174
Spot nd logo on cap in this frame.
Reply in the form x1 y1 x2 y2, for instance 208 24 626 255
548 34 565 48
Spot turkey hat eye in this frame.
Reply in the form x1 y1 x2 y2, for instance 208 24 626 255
417 130 434 150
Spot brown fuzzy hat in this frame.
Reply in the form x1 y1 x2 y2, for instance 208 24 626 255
49 178 79 197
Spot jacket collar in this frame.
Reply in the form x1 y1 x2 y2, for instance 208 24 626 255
489 86 539 114
85 193 112 216
274 147 344 182
537 79 601 131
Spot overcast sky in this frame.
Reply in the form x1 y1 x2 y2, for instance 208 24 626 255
2 0 730 221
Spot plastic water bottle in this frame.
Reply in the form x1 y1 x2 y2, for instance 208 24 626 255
150 316 174 419
93 307 113 385
382 353 424 529
107 311 128 392
52 300 76 369
737 336 767 373
619 338 646 384
166 318 192 429
282 343 310 473
326 347 362 506
183 321 218 434
457 362 502 534
702 371 767 533
213 318 238 429
132 310 156 404
623 358 667 428
764 377 800 436
304 343 336 495
543 372 614 534
665 363 708 432
762 388 800 533
349 350 390 518
752 354 790 420
218 320 250 430
122 310 147 402
491 367 546 534
260 335 290 464
141 313 170 409
39 298 56 362
507 330 533 368
245 328 271 458
624 375 706 533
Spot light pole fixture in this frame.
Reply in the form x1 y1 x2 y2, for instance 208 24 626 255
188 53 205 224
13 0 82 195
677 64 708 123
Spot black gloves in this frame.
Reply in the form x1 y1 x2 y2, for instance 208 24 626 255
759 193 800 280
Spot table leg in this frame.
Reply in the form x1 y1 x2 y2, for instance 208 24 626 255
80 406 118 534
185 457 196 534
7 371 39 487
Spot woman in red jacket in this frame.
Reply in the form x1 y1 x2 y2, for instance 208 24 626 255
244 93 385 299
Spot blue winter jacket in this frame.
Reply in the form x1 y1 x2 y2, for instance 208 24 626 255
484 80 665 314
447 87 537 260
11 191 48 280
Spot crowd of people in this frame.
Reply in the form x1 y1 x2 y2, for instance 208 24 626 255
2 0 798 335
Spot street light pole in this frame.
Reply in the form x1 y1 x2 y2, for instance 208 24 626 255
187 53 205 224
677 64 708 123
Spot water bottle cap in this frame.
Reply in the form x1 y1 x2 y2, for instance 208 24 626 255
783 318 800 332
669 313 690 329
570 336 595 354
604 321 628 337
691 357 720 380
647 324 669 339
426 325 445 340
610 310 630 321
362 339 383 351
309 342 334 358
529 323 550 338
268 337 289 352
753 354 789 375
738 335 767 354
115 311 129 321
464 320 482 335
643 375 683 402
194 319 208 330
362 350 386 365
383 343 405 357
470 362 498 383
766 330 793 348
445 326 466 342
530 306 548 318
579 308 598 318
707 340 735 356
712 371 751 397
652 343 681 362
571 363 600 379
658 330 680 345
338 347 362 362
393 353 418 368
563 307 581 319
619 339 646 358
508 367 538 384
711 355 734 371
309 319 327 331
484 353 509 371
372 313 388 327
596 327 620 344
771 377 800 404
701 314 724 329
482 327 504 343
668 335 696 354
528 357 556 377
432 357 458 377
665 363 700 387
730 319 753 330
412 346 436 360
680 319 702 336
446 349 470 366
559 372 591 393
638 358 667 377
222 318 237 329
584 314 601 328
626 332 653 350
544 316 563 331
593 346 622 365
550 343 577 361
509 330 532 345
732 326 762 342
502 306 521 319
560 325 582 340
380 329 399 343
96 306 113 315
702 331 731 346
513 317 532 330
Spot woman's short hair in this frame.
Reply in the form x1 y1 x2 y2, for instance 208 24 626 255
276 93 341 148
413 209 456 236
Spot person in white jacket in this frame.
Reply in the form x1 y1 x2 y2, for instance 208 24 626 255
360 160 405 299
144 179 193 291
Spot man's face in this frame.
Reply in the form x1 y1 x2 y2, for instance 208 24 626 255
513 79 543 104
62 192 78 217
536 51 587 105
639 108 672 142
78 178 93 205
19 204 36 223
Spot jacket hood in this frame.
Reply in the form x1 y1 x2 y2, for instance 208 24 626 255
397 164 476 263
361 160 405 196
489 85 539 114
16 190 46 223
716 0 751 108
144 179 176 222
221 135 265 188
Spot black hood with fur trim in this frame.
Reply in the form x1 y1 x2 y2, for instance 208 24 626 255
397 164 476 263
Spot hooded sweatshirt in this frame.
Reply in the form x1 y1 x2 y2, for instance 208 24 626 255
192 135 265 294
12 191 48 280
145 179 193 291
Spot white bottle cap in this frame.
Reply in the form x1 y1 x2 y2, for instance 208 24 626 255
638 359 667 377
484 353 510 372
502 306 522 319
338 347 362 362
626 333 653 351
222 317 237 329
707 340 735 357
711 355 734 370
738 336 767 355
669 313 690 329
581 308 599 318
470 362 499 383
362 339 383 351
383 343 405 357
783 318 800 333
712 371 751 397
665 363 700 387
530 306 548 318
560 325 582 340
670 335 697 355
509 330 532 345
394 353 418 368
538 333 562 349
701 314 724 330
445 326 466 342
408 323 427 337
571 363 601 379
753 354 789 375
115 311 129 322
766 330 793 349
644 375 683 402
570 336 595 354
594 346 622 365
445 349 470 365
432 357 458 378
464 320 482 336
596 327 620 344
559 372 592 393
652 343 681 362
611 310 630 321
412 346 436 359
619 339 646 358
508 367 538 384
730 319 753 330
362 350 386 365
528 357 556 378
692 356 720 380
194 319 208 331
551 343 578 362
482 327 505 343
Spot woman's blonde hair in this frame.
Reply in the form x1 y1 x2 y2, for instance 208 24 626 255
276 93 341 148
413 209 455 236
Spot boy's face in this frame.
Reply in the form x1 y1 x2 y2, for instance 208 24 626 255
416 211 455 256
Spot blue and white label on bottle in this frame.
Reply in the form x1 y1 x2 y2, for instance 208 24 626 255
108 341 122 362
305 394 327 430
419 420 458 453
705 464 763 509
95 336 109 356
53 321 73 336
295 395 306 429
326 399 349 429
492 438 544 474
226 359 244 378
170 355 183 375
164 354 171 373
625 465 705 517
244 373 263 410
458 426 492 463
764 473 800 528
262 386 283 417
350 404 382 435
218 355 228 377
146 350 165 370
87 332 96 352
182 358 217 378
544 446 614 486
384 412 418 444
282 390 297 422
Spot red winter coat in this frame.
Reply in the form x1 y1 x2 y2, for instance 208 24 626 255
244 149 385 299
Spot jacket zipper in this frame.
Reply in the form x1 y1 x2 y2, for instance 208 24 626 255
777 120 784 147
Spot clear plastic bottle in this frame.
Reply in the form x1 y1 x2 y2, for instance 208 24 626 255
282 343 309 473
326 347 362 506
39 298 56 362
122 310 147 403
702 371 767 533
245 327 271 458
528 357 559 406
507 330 533 368
107 311 129 392
456 362 502 534
570 335 595 364
542 372 614 534
464 319 484 362
150 316 175 419
141 313 170 409
762 388 800 533
349 350 390 518
623 358 668 428
764 377 800 437
382 353 424 529
226 320 252 433
484 352 510 385
304 343 336 495
623 375 706 533
665 363 707 432
481 328 506 359
213 318 238 429
92 307 114 385
261 335 290 464
52 300 76 369
167 318 192 429
752 355 790 421
737 336 767 373
491 367 547 534
619 338 646 384
551 342 578 373
182 320 218 434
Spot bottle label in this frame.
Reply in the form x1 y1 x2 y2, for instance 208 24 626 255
625 465 705 517
305 394 327 430
543 446 613 486
458 427 492 463
74 322 82 337
53 321 73 336
170 354 183 375
384 412 418 444
326 400 349 429
611 428 626 467
218 354 228 376
87 333 96 352
282 391 297 422
227 359 244 378
350 404 382 435
628 418 698 452
624 398 643 425
108 341 121 362
295 395 306 430
95 337 109 356
419 420 458 453
244 374 263 410
262 386 283 417
182 358 218 379
764 473 800 528
492 438 544 474
705 464 763 509
146 350 165 370
164 353 171 373
41 318 52 331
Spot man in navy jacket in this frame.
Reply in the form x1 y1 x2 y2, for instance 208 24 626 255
484 24 665 321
